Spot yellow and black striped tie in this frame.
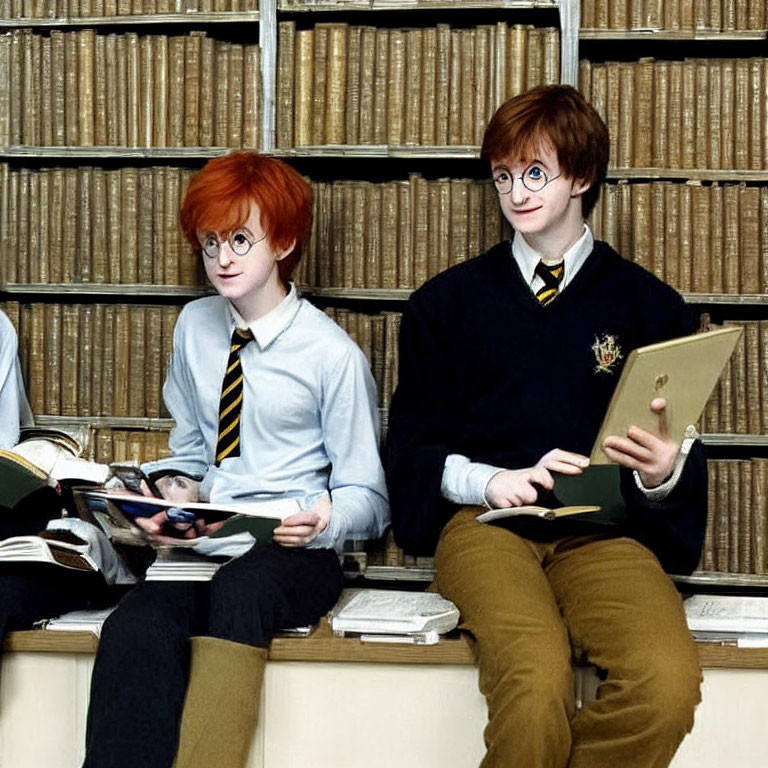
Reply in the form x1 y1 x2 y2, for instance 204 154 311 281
535 260 565 306
215 328 254 466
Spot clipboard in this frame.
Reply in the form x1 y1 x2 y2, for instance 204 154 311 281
590 325 743 465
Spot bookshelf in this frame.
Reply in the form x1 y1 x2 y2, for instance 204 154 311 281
576 0 768 580
0 0 765 581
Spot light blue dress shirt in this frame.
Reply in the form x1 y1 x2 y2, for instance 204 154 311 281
142 285 390 553
0 310 33 450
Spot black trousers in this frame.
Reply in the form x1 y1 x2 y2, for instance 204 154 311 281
82 542 344 768
0 565 118 648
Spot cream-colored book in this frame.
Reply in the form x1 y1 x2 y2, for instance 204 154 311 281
591 326 743 465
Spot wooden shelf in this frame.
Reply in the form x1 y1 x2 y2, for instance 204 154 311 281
6 620 768 669
580 28 768 41
279 0 557 12
0 146 233 160
606 168 768 183
273 145 482 159
0 12 259 28
2 283 211 298
701 434 768 448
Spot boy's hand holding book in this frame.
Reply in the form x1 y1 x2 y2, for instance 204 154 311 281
602 397 679 489
273 492 331 548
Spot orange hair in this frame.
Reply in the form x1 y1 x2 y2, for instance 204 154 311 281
180 152 312 282
481 85 609 218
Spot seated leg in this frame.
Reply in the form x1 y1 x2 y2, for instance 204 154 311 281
435 508 575 768
546 536 702 768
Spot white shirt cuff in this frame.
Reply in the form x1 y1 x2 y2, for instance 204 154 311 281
633 434 697 501
441 453 506 507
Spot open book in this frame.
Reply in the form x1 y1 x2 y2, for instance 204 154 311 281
75 490 301 548
0 530 98 572
476 464 624 525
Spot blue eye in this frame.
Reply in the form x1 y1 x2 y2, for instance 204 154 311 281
527 166 543 180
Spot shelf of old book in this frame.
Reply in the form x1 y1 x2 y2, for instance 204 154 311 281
272 146 482 159
0 12 260 28
278 0 559 11
701 434 768 448
605 169 768 183
0 147 234 160
34 415 175 430
1 284 212 298
579 29 768 41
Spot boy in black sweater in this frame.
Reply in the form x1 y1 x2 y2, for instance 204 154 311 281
386 85 706 768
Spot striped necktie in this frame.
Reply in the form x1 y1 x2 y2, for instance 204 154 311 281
534 260 565 306
215 328 254 466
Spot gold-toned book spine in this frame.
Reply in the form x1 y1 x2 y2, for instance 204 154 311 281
404 28 422 147
458 28 475 146
21 30 37 146
325 23 348 146
722 183 740 294
739 184 760 293
650 182 666 281
183 32 202 148
734 59 750 169
630 182 650 271
276 21 295 149
694 59 709 168
91 303 105 418
708 182 723 293
351 182 367 289
436 179 451 275
76 167 92 282
707 59 721 169
145 305 162 417
27 303 45 415
493 22 507 113
720 59 735 169
693 0 708 31
357 26 375 145
604 63 620 169
294 28 314 147
106 169 122 283
61 304 80 416
665 0 682 31
48 168 63 283
651 60 668 167
160 306 179 418
100 305 115 416
420 27 436 146
78 304 93 416
77 29 95 146
449 179 468 269
525 26 544 90
168 35 185 147
663 182 680 291
677 181 693 292
120 166 138 284
43 303 61 415
128 305 146 416
690 181 710 292
382 311 400 410
397 180 412 289
311 24 329 145
364 183 381 289
150 166 165 284
748 58 762 170
343 26 361 146
93 34 108 146
372 28 389 145
125 32 140 148
434 24 450 145
91 168 111 283
680 59 696 168
163 166 180 285
387 28 405 146
137 167 154 284
27 171 40 283
473 26 490 145
752 459 767 574
701 461 716 571
112 305 130 418
228 44 244 148
152 35 168 148
666 61 682 168
744 321 761 434
0 34 10 148
380 182 398 290
8 31 22 147
619 64 635 168
198 35 214 148
61 168 78 283
633 57 653 167
40 35 53 146
64 31 79 145
447 29 461 145
243 43 261 150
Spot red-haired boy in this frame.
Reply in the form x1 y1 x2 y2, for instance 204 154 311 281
387 86 706 767
83 153 389 768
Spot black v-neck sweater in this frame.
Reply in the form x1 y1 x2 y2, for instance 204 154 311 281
386 239 707 574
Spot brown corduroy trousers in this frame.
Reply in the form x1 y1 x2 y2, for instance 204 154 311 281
435 507 702 768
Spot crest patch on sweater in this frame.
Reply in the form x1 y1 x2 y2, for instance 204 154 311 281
592 333 622 374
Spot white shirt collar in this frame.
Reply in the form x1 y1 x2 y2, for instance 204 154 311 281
511 224 594 291
227 283 301 349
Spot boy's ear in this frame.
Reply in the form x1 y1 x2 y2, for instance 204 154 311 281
570 178 590 198
275 239 296 261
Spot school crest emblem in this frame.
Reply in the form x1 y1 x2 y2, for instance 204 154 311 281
592 333 622 374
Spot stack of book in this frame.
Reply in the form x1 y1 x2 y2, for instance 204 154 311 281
684 594 768 647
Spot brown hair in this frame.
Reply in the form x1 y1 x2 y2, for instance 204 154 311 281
481 85 609 218
180 152 312 282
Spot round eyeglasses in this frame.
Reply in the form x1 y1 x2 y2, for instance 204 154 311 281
492 164 561 195
200 229 267 260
